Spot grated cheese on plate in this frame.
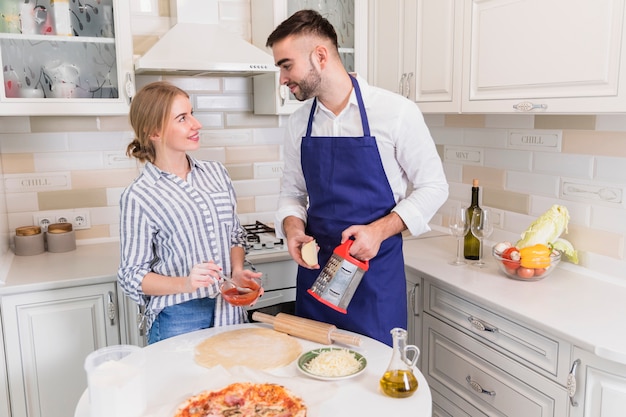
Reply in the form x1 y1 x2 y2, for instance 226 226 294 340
304 349 362 377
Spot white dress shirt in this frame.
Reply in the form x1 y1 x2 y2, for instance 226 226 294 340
276 74 448 237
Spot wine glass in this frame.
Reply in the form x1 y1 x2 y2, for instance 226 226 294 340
448 205 469 265
470 208 494 268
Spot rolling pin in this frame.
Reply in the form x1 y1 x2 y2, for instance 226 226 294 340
251 312 362 347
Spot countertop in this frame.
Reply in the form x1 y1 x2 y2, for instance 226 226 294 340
3 233 626 365
402 233 626 365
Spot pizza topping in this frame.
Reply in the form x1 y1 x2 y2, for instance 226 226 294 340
174 382 306 417
304 348 362 377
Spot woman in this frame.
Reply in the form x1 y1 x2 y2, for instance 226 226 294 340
118 81 262 344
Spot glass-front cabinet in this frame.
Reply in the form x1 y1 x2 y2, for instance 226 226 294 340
251 0 367 115
0 0 133 115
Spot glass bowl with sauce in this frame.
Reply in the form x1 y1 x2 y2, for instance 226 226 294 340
220 277 262 306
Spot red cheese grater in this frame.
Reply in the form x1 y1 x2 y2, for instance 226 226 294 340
307 239 369 314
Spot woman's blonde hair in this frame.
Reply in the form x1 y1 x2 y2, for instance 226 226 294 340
126 81 190 163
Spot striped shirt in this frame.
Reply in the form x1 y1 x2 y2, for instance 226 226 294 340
118 156 249 330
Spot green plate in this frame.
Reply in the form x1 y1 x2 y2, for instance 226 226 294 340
297 347 367 380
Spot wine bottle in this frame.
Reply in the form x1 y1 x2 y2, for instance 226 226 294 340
464 179 481 260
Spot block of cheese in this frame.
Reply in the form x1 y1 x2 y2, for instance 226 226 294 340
302 240 318 266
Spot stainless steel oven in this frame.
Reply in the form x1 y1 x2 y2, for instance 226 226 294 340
242 222 297 319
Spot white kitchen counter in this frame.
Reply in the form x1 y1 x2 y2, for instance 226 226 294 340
402 234 626 365
3 234 626 366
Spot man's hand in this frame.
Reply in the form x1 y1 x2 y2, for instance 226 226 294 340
341 212 407 261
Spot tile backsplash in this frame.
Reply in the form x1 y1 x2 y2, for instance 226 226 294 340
2 106 626 281
428 114 626 280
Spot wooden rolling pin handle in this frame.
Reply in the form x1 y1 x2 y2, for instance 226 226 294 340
252 312 362 347
252 311 277 326
330 331 362 347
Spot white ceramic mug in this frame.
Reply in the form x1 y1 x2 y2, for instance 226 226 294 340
18 87 45 99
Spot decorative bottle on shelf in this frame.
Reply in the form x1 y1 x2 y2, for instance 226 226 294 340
464 179 481 260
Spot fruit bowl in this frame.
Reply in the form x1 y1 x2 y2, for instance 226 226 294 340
492 245 561 281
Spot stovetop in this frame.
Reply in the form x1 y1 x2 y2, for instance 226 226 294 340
242 221 287 254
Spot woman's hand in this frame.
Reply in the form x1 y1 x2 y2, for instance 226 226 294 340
232 269 264 306
186 262 219 292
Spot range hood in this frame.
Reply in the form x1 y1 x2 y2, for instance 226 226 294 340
134 0 277 77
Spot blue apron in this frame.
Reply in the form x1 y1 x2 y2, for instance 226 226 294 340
297 75 407 346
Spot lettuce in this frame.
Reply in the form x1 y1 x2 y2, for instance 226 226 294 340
516 205 578 264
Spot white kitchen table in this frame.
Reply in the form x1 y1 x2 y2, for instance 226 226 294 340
74 323 432 417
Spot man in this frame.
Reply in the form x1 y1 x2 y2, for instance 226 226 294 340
268 10 448 346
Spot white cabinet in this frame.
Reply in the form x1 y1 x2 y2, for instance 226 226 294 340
0 0 134 115
117 285 147 347
462 0 626 113
251 0 368 115
405 266 422 369
568 347 626 417
422 280 570 417
370 0 626 114
1 283 121 417
0 314 9 417
368 0 463 113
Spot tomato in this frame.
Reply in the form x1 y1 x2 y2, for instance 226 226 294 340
501 247 521 270
533 268 547 276
516 267 535 279
505 267 519 276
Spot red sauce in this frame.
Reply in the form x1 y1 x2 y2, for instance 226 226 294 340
221 287 258 306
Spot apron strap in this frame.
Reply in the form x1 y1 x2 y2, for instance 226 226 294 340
305 75 370 137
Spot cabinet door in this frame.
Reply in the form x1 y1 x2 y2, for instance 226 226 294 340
1 283 120 417
462 0 626 113
0 314 10 417
568 347 626 417
368 0 405 95
369 0 462 112
251 0 367 115
0 0 134 115
413 0 463 112
405 267 422 366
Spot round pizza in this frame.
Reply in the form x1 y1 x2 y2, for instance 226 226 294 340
174 382 307 417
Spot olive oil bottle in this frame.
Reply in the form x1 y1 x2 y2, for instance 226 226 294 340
380 328 419 398
464 179 481 260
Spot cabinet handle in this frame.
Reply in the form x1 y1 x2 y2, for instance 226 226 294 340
409 283 420 317
403 72 413 98
567 359 581 407
107 291 116 325
125 72 135 104
512 101 548 112
279 84 289 106
399 73 407 96
136 305 146 336
466 376 496 397
468 316 498 333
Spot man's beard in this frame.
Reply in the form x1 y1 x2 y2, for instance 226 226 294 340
293 59 321 101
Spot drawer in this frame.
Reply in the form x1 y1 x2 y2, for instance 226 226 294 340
424 315 569 417
424 282 570 382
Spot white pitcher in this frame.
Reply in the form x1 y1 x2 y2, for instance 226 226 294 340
43 61 80 98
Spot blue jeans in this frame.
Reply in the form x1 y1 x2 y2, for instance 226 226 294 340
148 297 216 344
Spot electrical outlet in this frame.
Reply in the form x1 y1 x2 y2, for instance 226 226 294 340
56 213 71 224
72 210 90 230
34 215 54 232
33 209 91 231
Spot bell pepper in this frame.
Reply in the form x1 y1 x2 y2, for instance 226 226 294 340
519 244 551 269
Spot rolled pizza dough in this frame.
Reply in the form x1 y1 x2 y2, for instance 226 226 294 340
195 328 302 369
